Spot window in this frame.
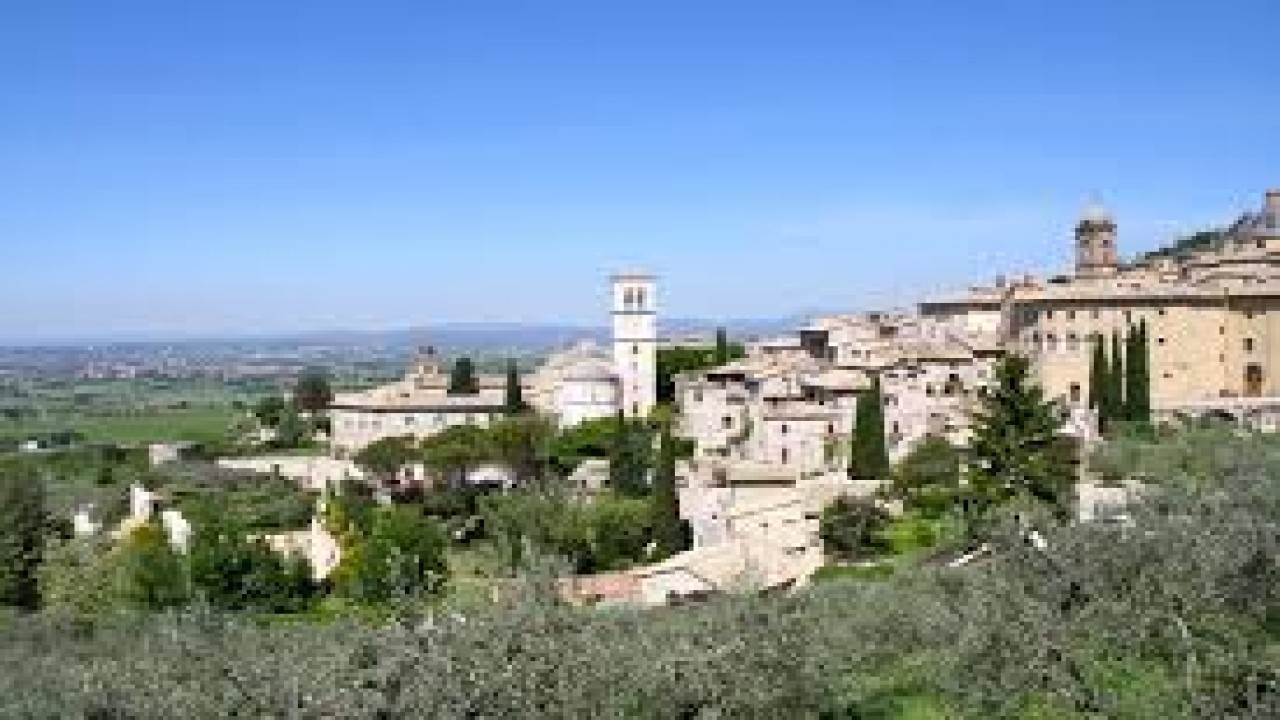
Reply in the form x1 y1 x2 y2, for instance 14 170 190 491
780 424 789 435
1092 309 1100 319
1066 333 1079 353
1067 310 1076 320
781 448 790 465
1246 311 1256 320
632 344 639 355
1157 337 1166 345
722 415 733 430
1246 338 1256 353
1045 310 1055 319
1069 383 1081 403
1158 308 1167 317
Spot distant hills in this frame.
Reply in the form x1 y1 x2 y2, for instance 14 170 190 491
0 317 806 353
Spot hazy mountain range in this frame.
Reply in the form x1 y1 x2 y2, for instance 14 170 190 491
0 316 812 353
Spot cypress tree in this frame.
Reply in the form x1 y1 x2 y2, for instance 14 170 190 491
1089 333 1107 418
503 358 525 415
650 424 686 559
1125 320 1152 424
848 374 890 480
448 357 479 395
608 411 649 496
1109 331 1125 429
713 327 731 366
0 471 46 611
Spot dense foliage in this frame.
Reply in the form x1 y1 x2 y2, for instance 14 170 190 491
6 428 1280 716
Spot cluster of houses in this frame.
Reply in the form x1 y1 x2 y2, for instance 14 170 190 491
76 188 1280 606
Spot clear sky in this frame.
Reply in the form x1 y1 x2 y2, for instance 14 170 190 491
2 0 1278 340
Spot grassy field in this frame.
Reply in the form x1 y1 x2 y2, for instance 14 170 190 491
0 405 240 445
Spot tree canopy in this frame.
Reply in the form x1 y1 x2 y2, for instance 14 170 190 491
966 354 1075 520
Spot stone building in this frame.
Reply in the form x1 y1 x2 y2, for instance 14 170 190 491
329 273 660 457
925 189 1280 423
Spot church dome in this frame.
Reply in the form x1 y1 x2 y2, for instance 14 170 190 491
561 356 617 383
1079 201 1114 226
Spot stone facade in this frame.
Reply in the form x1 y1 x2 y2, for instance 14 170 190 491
925 189 1280 422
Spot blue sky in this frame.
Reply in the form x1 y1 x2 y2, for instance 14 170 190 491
2 0 1278 340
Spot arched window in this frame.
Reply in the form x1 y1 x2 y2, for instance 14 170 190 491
623 288 635 309
634 288 647 310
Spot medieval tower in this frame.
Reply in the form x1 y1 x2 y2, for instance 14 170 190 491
1074 202 1119 277
611 272 658 418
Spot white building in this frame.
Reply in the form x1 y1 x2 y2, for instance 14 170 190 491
612 272 659 419
330 273 660 461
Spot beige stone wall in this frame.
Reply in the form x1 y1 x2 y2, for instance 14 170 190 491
1012 294 1280 410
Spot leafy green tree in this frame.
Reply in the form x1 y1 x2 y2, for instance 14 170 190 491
188 508 317 614
966 354 1075 520
421 424 494 488
333 506 449 603
353 435 418 488
117 520 188 611
253 395 288 428
848 375 890 480
891 435 961 516
292 370 334 414
0 472 46 611
1124 320 1152 425
488 415 555 488
819 496 892 561
503 359 526 415
448 357 479 395
547 416 617 475
650 424 686 559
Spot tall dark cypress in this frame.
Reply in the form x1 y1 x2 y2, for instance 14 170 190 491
650 425 685 559
503 359 525 415
448 357 479 395
848 374 890 480
1109 331 1125 429
1088 333 1107 414
713 327 731 366
1126 320 1152 424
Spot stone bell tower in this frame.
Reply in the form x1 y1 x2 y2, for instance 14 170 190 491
611 272 658 418
1075 201 1119 277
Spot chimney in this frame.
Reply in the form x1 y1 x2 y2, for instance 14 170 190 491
1267 189 1280 212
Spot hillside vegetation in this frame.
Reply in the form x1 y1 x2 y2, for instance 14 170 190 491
2 427 1280 717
